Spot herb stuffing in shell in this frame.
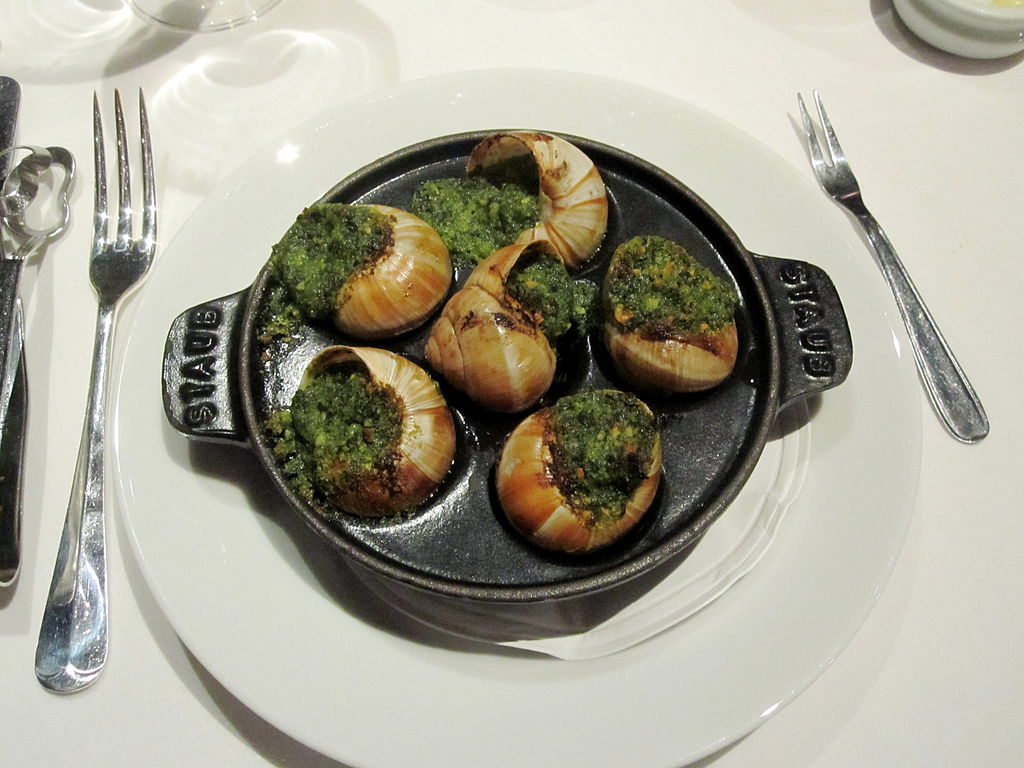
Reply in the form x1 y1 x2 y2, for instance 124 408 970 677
410 171 540 266
603 235 740 394
496 389 662 553
269 203 452 340
265 346 456 518
505 248 596 343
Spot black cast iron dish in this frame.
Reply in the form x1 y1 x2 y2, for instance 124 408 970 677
162 132 852 642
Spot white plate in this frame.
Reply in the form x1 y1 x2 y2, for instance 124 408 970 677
115 69 921 768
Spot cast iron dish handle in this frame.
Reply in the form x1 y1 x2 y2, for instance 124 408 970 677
752 254 852 409
162 289 249 444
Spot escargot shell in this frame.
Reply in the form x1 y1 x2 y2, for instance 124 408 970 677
496 394 662 553
603 322 739 394
467 131 608 269
299 346 456 516
335 205 452 339
424 240 558 413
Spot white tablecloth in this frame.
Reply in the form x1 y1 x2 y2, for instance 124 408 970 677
2 1 1021 766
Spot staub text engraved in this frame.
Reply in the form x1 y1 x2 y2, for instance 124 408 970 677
778 261 836 379
179 307 221 428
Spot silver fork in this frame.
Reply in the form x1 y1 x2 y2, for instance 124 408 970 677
797 91 988 444
35 90 156 692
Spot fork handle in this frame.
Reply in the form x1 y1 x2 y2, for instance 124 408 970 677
857 213 989 443
35 302 114 692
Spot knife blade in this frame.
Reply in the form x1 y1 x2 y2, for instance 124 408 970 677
0 77 16 153
0 74 26 586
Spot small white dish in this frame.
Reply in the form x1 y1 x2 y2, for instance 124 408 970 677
894 0 1024 59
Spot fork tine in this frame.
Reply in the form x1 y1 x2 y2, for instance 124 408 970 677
797 92 826 170
92 93 107 251
113 90 132 253
138 89 156 255
812 90 846 165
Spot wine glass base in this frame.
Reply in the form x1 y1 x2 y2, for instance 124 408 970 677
127 0 284 33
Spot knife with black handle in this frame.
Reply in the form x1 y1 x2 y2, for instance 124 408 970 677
0 75 27 587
